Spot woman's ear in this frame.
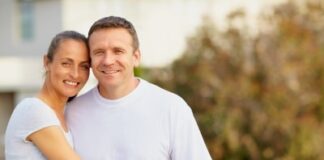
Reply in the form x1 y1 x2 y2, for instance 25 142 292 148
43 55 50 72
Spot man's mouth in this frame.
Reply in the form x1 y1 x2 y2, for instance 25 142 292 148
101 70 119 74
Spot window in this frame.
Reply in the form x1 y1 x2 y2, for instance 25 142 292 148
18 0 35 41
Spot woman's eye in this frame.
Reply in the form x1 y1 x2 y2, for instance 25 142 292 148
62 62 71 67
81 64 90 70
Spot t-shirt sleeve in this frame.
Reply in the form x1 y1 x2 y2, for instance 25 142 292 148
11 99 60 142
170 98 212 160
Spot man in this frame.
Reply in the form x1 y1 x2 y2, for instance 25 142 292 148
66 16 212 160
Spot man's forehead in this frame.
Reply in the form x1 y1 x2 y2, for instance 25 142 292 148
89 29 134 49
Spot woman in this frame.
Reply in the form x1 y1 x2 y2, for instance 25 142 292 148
5 30 90 160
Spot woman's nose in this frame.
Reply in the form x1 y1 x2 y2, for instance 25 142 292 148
70 67 79 78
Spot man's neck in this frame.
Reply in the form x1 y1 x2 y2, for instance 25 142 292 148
98 78 140 100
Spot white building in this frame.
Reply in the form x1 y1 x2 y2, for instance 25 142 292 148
0 0 211 157
0 0 285 158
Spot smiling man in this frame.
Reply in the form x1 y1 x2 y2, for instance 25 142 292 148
66 16 212 160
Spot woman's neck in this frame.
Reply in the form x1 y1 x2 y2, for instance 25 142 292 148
37 84 67 114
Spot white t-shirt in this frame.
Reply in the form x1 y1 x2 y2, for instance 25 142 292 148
66 78 212 160
5 98 74 160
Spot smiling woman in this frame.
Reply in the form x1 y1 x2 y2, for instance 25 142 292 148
4 31 89 160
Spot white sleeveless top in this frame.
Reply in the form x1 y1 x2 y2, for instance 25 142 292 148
5 98 74 160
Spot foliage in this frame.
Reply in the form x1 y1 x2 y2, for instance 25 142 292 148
142 0 324 159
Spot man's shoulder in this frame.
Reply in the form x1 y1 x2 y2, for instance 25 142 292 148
142 79 188 106
142 79 180 98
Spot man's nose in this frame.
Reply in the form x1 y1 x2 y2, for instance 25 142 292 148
102 53 115 65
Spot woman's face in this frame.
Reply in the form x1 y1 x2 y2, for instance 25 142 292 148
45 39 90 99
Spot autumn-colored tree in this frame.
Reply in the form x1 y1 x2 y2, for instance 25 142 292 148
142 0 324 159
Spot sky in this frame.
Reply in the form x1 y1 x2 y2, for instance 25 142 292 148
62 0 287 67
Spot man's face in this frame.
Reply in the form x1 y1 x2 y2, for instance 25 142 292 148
89 28 140 92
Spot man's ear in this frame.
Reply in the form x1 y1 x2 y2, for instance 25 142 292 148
43 55 50 72
133 49 141 67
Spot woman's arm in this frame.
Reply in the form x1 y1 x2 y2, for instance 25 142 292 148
27 126 80 160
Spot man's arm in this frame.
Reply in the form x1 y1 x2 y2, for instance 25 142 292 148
170 102 212 160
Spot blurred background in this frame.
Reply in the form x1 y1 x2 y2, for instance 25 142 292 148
1 0 323 159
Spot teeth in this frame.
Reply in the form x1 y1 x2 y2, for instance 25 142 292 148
64 80 78 86
102 70 118 74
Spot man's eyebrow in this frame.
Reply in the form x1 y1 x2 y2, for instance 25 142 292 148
92 48 105 52
112 46 126 50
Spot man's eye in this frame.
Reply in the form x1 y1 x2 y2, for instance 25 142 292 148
93 51 104 56
115 49 124 54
